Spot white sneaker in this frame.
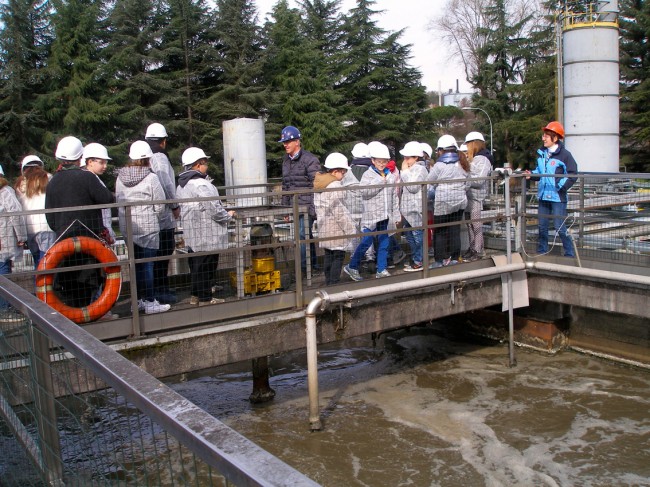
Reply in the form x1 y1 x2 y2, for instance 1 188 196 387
142 299 171 314
137 299 145 311
375 269 391 278
343 265 363 281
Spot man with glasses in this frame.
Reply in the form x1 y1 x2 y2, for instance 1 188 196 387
278 126 322 275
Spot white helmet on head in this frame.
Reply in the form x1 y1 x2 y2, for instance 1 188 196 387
368 141 390 159
420 143 433 158
129 140 154 160
465 131 485 143
83 143 112 161
21 155 44 172
324 152 349 170
351 142 369 159
55 136 84 161
459 144 468 152
145 123 168 139
436 134 458 151
399 141 423 158
182 147 210 167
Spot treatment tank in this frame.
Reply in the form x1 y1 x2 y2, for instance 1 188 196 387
223 118 268 207
562 0 619 173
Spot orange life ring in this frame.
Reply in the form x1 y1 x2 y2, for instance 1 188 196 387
36 236 122 324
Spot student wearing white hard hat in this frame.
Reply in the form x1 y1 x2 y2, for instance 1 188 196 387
462 132 493 262
0 164 27 319
344 142 400 281
427 134 470 268
45 136 114 309
14 155 55 268
313 153 358 285
45 136 113 240
176 147 235 306
398 141 429 272
116 141 170 315
145 123 179 304
81 143 117 246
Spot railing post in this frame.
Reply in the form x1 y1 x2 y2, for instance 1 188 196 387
421 181 431 270
124 205 142 338
28 323 64 485
292 196 303 308
578 177 585 248
503 171 517 367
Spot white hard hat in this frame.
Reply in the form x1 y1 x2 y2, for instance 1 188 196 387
436 134 458 150
324 152 349 170
465 131 485 143
399 141 423 157
145 123 168 139
55 136 84 161
0 165 4 176
21 155 44 172
420 143 433 158
182 147 210 166
459 144 468 152
129 140 154 160
83 143 112 161
368 141 390 159
351 142 369 159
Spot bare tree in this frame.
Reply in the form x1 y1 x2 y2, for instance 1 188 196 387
430 0 543 85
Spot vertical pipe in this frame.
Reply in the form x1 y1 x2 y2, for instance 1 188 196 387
292 198 303 308
305 310 322 430
29 325 64 484
503 172 516 367
124 205 141 338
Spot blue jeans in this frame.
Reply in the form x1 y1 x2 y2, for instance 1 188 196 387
403 219 423 265
134 245 157 301
537 200 574 256
0 259 11 309
350 220 389 273
299 214 318 272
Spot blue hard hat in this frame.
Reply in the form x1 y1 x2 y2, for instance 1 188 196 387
278 126 301 143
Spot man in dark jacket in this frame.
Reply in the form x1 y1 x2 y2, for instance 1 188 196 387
45 136 114 239
45 136 114 307
279 125 321 273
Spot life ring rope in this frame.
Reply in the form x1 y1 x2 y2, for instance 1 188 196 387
36 236 122 324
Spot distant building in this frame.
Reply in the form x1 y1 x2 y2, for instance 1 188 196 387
442 79 474 107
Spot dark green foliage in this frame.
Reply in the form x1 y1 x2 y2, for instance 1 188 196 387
0 0 52 172
337 0 428 154
469 0 555 166
620 0 650 171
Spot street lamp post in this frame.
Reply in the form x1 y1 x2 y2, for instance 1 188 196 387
462 107 493 155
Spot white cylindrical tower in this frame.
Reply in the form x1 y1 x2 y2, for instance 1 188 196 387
222 118 268 207
562 0 619 173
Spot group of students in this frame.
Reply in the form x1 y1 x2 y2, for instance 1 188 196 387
0 123 234 318
312 132 494 285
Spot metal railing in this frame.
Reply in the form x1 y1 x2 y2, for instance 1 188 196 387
3 173 650 343
0 276 319 486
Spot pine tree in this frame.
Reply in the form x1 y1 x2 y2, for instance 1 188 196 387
35 0 109 150
194 0 267 168
470 0 553 165
100 0 174 158
263 0 344 174
338 0 427 151
620 0 650 171
0 0 52 168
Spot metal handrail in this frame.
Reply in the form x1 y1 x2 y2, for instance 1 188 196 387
0 276 320 487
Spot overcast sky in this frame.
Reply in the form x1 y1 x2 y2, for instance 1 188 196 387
253 0 473 94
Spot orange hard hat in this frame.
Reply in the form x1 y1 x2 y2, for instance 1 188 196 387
542 121 565 139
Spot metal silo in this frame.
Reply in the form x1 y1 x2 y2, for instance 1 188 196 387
561 0 619 173
222 118 268 207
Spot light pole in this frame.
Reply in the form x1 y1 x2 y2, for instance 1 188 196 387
462 107 493 155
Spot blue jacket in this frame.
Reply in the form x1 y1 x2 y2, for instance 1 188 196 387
531 142 578 203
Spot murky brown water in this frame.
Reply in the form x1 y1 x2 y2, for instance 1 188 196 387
172 323 650 487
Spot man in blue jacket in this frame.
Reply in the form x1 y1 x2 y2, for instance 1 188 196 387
279 126 321 274
528 121 578 257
